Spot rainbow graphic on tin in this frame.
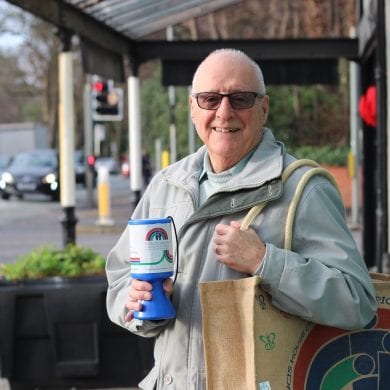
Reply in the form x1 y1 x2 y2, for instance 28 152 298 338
129 227 173 265
128 218 173 269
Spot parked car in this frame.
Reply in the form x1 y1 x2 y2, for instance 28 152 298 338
0 155 11 176
0 155 11 198
0 149 60 201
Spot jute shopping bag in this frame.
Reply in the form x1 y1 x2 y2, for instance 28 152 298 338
200 273 390 390
200 161 390 390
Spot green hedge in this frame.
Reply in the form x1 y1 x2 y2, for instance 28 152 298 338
0 244 106 281
289 145 349 166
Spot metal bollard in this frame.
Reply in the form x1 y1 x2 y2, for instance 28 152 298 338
96 165 114 226
161 150 170 168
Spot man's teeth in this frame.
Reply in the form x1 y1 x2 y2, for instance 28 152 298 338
213 127 239 133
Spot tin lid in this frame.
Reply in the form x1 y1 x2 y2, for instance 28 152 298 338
128 217 171 225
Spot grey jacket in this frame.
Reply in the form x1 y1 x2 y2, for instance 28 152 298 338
106 128 377 390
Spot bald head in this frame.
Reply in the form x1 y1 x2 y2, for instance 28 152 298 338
189 48 270 173
191 49 266 96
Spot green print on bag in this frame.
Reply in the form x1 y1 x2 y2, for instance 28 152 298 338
259 332 276 350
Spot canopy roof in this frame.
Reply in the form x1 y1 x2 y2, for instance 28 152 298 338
65 0 242 39
5 0 359 85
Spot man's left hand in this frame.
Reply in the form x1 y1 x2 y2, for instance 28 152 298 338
214 221 266 274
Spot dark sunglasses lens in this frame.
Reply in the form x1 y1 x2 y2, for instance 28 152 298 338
230 93 256 109
197 93 222 109
196 92 257 109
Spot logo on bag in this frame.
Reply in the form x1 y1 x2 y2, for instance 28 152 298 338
292 309 390 389
256 294 266 310
259 381 272 390
259 332 276 350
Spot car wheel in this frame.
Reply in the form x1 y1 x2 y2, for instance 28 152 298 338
1 192 10 200
51 192 60 202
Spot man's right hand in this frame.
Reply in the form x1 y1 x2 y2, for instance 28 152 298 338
125 278 173 322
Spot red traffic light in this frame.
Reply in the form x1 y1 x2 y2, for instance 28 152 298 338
91 77 123 121
92 81 106 93
87 154 96 167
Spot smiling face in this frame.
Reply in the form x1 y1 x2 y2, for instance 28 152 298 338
190 51 269 173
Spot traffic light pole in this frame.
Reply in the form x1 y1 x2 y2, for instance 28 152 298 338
83 74 95 208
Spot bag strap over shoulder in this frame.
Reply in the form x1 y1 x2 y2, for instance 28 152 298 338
241 159 342 251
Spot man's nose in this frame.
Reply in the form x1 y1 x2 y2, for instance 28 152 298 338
216 96 234 117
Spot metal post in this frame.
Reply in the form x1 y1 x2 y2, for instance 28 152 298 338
375 0 387 272
83 74 94 207
94 123 105 157
128 71 143 207
96 165 114 226
385 0 390 273
57 30 78 246
155 138 162 172
349 59 361 227
167 26 177 164
168 89 177 163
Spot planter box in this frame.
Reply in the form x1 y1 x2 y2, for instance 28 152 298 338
0 276 153 390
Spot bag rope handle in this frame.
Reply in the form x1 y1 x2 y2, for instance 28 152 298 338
241 159 342 251
241 159 319 230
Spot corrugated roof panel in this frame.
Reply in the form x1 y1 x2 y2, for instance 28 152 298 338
65 0 242 39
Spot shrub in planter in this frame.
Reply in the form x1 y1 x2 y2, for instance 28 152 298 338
0 245 153 390
0 244 106 281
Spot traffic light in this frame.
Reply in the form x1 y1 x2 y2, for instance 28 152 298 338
91 77 123 122
87 154 96 168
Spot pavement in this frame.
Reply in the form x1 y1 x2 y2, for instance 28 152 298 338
74 190 135 256
0 179 136 264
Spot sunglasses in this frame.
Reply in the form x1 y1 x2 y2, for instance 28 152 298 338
192 91 263 110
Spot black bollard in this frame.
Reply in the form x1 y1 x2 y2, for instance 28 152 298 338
60 206 78 246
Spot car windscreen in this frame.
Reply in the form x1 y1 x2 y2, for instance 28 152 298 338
10 152 57 168
0 156 10 169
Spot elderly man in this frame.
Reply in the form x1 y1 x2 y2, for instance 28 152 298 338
106 48 376 390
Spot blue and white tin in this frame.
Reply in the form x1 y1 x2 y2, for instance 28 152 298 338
128 217 174 280
128 217 176 320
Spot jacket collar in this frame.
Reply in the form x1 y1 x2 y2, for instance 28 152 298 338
162 127 284 191
228 127 284 189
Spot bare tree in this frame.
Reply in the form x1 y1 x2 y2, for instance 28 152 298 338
0 1 85 148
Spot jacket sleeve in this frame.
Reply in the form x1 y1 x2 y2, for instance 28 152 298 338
105 219 168 338
257 178 377 330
